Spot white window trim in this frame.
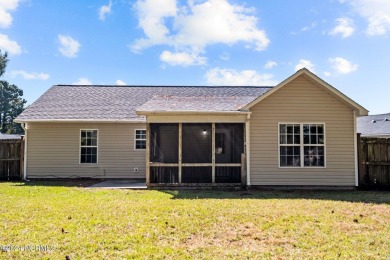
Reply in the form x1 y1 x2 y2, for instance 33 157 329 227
278 123 326 168
134 129 146 151
79 129 99 164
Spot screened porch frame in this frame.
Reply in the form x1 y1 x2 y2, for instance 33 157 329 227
146 122 247 186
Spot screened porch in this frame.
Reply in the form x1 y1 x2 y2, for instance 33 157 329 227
146 123 246 186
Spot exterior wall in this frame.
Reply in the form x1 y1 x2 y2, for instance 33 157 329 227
249 75 356 186
26 122 146 178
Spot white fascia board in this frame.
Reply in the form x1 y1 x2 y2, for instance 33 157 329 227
136 110 251 116
14 119 146 123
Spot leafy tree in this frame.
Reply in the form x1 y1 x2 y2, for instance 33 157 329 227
0 50 7 76
0 50 26 134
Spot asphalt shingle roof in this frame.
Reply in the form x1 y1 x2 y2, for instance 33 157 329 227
0 133 21 140
136 95 258 112
16 85 272 122
357 113 390 137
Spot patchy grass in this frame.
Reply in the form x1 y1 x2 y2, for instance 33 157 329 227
0 182 389 259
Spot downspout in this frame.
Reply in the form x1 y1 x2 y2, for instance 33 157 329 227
245 114 251 187
21 123 27 181
353 110 358 186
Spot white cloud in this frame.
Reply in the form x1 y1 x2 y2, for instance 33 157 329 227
132 0 177 52
116 79 126 85
205 67 277 86
58 34 81 58
132 0 270 65
301 22 317 32
160 50 206 66
10 70 49 80
264 60 277 69
219 52 230 61
290 22 317 35
329 57 358 74
0 0 19 28
73 77 92 85
367 15 390 35
340 0 390 35
330 17 355 38
0 34 21 55
173 0 269 51
324 71 332 77
99 1 112 21
295 59 315 72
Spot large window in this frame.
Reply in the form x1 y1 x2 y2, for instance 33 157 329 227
80 130 98 164
279 123 325 167
135 129 146 150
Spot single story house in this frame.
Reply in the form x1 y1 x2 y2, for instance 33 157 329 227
357 113 390 138
15 69 368 188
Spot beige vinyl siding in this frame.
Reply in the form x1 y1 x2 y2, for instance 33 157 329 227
249 75 355 186
26 123 146 178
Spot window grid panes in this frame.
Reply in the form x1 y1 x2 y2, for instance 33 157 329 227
279 124 325 167
135 129 146 150
80 130 98 163
303 124 324 145
303 124 325 167
304 146 325 167
279 124 301 167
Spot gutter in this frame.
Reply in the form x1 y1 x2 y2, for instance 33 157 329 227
353 111 359 187
14 119 146 123
15 113 251 123
136 110 252 116
245 115 251 187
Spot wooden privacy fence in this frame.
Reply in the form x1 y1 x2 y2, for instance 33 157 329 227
358 135 390 188
0 138 23 181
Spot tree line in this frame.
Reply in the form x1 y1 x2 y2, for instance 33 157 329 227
0 50 26 134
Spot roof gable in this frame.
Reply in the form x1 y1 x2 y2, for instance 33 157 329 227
242 68 368 116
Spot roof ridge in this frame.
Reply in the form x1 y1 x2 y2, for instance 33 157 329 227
149 95 259 98
365 112 390 116
54 85 274 89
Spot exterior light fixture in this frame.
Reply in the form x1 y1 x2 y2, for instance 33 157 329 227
202 129 207 135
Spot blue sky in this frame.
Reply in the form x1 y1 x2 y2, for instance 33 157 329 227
1 0 389 114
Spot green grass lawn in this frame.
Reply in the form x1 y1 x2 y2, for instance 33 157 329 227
0 181 389 259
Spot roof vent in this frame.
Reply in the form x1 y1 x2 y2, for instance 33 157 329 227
384 118 389 121
371 120 376 123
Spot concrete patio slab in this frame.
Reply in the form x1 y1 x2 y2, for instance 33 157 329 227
88 179 147 189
